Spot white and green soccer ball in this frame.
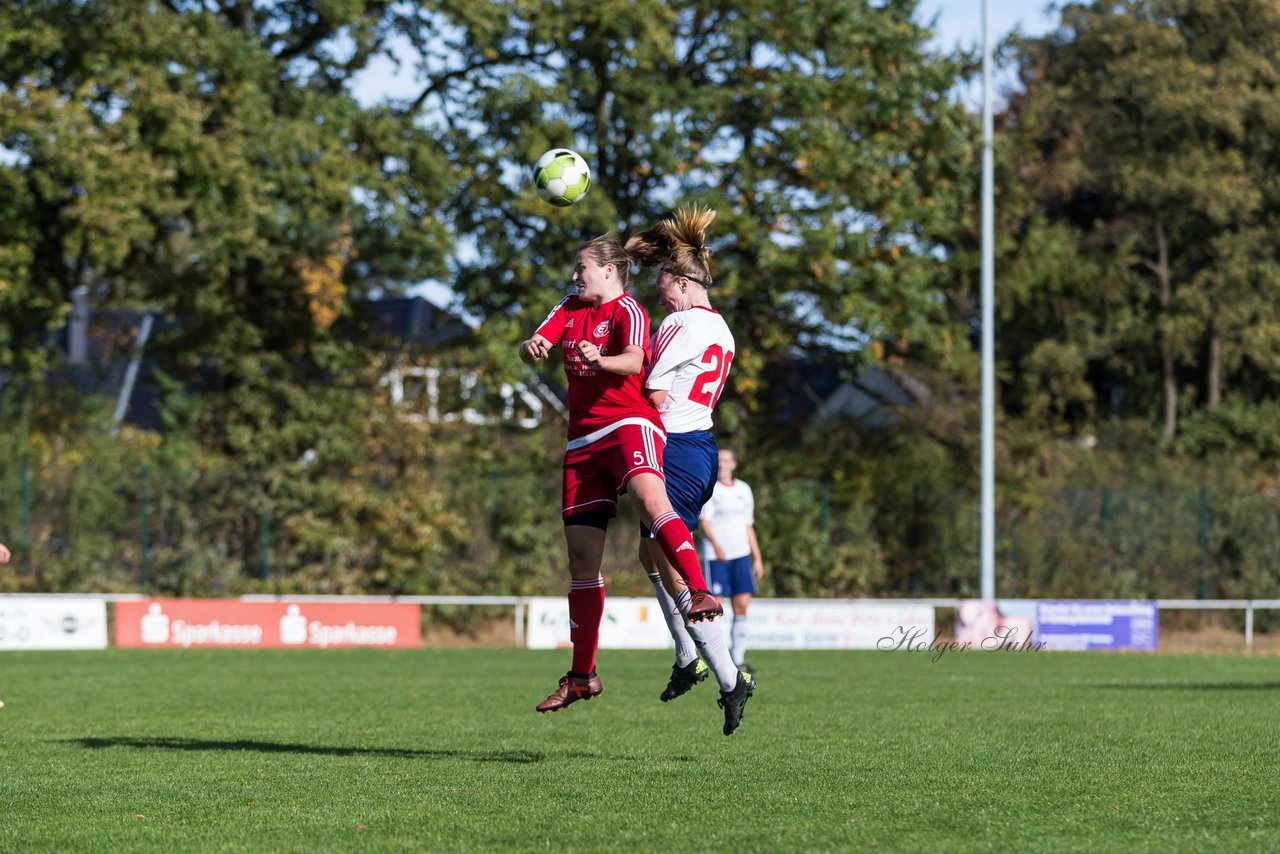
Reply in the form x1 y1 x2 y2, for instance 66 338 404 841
532 148 592 207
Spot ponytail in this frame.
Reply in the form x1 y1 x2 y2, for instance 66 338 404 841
624 205 716 286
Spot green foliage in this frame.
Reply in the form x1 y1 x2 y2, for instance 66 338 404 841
754 479 888 597
0 373 484 596
1000 0 1280 438
418 0 975 421
0 0 453 420
5 0 1280 603
6 378 1280 604
1174 398 1280 460
0 396 158 592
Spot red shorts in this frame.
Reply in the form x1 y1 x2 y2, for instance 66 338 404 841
562 420 666 517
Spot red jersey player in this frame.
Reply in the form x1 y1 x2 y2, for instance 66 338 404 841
519 233 722 714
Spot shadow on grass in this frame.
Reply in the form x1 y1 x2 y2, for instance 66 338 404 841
1092 681 1280 691
67 737 543 764
64 737 693 764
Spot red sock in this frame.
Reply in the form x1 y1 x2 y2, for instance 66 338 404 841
651 512 710 591
568 577 605 674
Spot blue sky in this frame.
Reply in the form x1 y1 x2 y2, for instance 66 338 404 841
920 0 1057 51
919 0 1060 107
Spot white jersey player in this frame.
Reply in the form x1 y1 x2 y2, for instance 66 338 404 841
623 205 755 735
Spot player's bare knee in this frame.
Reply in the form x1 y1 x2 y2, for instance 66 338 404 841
625 474 666 522
644 498 674 528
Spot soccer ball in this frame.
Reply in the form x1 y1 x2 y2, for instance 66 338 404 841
532 148 591 207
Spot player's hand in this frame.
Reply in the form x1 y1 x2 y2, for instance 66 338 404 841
714 545 727 562
753 559 765 581
576 340 602 367
0 543 10 564
521 338 550 362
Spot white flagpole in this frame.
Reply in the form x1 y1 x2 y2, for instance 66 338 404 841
980 0 996 600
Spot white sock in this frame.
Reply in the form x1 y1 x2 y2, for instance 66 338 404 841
647 573 698 667
731 617 749 667
675 589 738 692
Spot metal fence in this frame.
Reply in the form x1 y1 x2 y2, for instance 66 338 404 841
4 460 1279 606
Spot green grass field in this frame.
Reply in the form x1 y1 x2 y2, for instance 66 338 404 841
2 647 1278 852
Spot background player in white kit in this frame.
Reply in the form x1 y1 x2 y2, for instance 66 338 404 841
700 448 765 672
624 206 755 735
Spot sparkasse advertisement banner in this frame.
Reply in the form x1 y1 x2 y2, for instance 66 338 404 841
115 599 421 649
0 597 109 650
525 597 935 650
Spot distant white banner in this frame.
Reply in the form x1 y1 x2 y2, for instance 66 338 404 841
0 597 109 650
524 598 934 650
525 596 673 650
724 601 936 650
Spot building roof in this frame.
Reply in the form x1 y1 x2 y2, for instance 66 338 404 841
764 356 926 429
55 296 471 430
349 297 472 349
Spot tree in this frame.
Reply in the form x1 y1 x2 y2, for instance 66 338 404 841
391 0 976 445
1003 0 1280 439
0 0 454 453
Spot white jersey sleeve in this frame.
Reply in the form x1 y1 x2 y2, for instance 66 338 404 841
645 308 736 434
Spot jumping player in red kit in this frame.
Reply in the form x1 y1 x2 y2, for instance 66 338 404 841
519 233 723 714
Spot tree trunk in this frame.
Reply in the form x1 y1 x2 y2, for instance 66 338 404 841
1206 265 1224 410
1207 327 1221 410
1155 222 1177 439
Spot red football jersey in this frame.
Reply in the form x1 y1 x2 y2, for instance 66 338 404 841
534 292 663 441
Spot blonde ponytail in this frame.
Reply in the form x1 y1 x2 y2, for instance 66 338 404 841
624 205 717 286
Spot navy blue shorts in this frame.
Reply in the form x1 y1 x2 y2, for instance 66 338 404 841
709 555 757 597
640 430 718 537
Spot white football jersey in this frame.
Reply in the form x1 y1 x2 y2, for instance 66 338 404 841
700 479 755 561
645 307 736 434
